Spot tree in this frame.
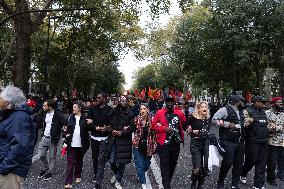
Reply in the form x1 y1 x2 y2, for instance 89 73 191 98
0 0 173 95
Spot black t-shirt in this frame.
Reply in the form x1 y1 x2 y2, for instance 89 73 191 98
164 112 181 145
188 116 210 142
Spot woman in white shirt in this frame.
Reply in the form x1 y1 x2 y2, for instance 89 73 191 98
63 102 90 189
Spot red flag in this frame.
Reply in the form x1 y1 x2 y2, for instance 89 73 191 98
72 88 77 98
177 91 183 98
134 89 139 97
140 88 146 99
245 91 253 102
154 89 161 100
127 90 130 95
148 86 153 98
186 91 192 100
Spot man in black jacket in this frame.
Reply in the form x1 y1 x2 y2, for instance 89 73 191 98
240 96 269 189
212 95 245 189
37 99 66 181
86 92 113 189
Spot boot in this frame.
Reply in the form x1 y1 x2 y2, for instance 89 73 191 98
191 170 200 189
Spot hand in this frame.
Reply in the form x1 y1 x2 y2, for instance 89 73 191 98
124 126 129 130
186 127 192 135
86 119 93 124
164 127 172 133
269 123 276 129
193 130 199 135
216 120 224 126
111 130 117 136
228 123 236 129
117 131 122 136
62 126 67 132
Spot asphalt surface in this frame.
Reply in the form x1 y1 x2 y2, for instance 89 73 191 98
23 126 284 189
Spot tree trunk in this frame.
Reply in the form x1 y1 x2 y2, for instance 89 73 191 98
280 54 284 97
12 2 33 95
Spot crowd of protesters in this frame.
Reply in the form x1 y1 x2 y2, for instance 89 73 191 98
0 85 284 189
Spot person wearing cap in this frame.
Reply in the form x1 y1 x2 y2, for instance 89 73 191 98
26 99 42 146
212 95 245 189
265 97 284 186
108 96 135 189
240 96 269 189
86 92 113 189
151 95 186 189
0 85 35 189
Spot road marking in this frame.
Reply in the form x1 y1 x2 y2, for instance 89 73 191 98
150 156 164 189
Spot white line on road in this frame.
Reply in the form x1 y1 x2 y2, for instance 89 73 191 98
150 156 164 189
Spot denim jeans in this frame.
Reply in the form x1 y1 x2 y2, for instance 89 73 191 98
133 148 151 184
109 144 126 182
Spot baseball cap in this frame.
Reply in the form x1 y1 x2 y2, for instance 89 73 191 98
229 95 245 103
252 96 269 103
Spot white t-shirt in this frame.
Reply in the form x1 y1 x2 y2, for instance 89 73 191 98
44 111 54 137
71 115 82 147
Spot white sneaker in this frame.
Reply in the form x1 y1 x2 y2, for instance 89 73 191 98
141 184 147 189
253 187 265 189
110 175 116 184
240 176 247 184
114 181 123 189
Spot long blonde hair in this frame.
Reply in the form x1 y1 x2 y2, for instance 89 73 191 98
192 101 210 119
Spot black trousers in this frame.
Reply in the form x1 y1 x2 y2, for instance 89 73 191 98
157 143 180 189
218 140 244 187
91 139 109 184
241 141 268 188
267 145 284 181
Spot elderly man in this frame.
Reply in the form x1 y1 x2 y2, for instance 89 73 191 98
265 97 284 186
0 85 35 189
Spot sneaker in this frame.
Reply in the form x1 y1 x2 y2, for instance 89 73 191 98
231 186 239 189
240 176 247 184
267 180 277 187
64 184 72 189
94 183 101 189
38 170 47 179
92 176 96 183
141 184 147 189
111 175 116 184
43 172 53 181
253 187 265 189
75 178 81 183
114 181 123 189
217 182 224 189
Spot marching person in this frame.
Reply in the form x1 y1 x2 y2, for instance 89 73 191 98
265 97 284 186
37 99 66 181
63 102 90 189
86 92 113 189
108 96 135 189
212 95 245 189
151 95 186 189
0 85 35 189
132 104 156 189
240 96 269 189
187 101 211 189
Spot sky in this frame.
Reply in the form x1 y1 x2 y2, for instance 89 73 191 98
118 0 182 90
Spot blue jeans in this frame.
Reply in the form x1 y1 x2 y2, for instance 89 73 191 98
109 144 125 182
133 148 151 184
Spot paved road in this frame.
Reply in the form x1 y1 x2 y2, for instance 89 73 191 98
24 126 284 189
